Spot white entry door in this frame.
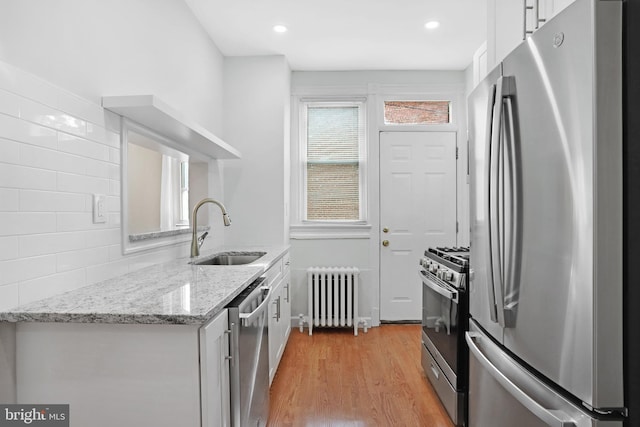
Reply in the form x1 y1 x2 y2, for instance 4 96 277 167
379 131 457 321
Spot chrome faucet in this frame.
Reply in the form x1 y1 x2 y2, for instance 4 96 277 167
190 198 231 258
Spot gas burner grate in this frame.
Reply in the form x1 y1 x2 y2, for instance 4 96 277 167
425 247 470 269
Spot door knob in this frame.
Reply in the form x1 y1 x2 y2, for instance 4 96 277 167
382 240 389 247
383 227 389 233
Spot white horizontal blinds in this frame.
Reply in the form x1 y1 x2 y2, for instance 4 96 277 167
384 101 451 125
306 104 362 220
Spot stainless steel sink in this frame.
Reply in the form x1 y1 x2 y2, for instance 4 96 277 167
192 251 266 266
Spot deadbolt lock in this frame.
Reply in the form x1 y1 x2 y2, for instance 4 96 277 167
383 227 389 233
382 240 389 247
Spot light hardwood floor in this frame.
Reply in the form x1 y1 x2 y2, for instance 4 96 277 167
268 324 455 427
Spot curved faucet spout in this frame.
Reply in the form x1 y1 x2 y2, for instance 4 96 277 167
190 198 231 258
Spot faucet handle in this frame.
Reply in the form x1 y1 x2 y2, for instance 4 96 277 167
197 231 209 248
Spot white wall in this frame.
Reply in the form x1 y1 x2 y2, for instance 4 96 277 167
289 70 469 326
222 56 291 246
0 0 224 133
0 0 226 310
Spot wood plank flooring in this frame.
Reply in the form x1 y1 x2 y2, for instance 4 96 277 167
268 324 455 427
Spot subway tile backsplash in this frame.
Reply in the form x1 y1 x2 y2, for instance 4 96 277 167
0 59 189 310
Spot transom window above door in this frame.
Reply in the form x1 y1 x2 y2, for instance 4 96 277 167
383 100 451 125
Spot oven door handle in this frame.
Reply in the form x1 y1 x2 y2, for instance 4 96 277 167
420 272 458 302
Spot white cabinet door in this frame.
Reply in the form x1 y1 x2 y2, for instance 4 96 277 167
538 0 575 29
487 0 576 70
487 0 523 68
268 276 284 385
472 42 489 88
496 0 524 64
548 0 575 19
200 309 231 427
16 323 202 427
279 252 291 358
267 251 291 386
280 270 291 360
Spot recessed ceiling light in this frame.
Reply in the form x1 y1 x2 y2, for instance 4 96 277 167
424 21 440 30
273 25 288 33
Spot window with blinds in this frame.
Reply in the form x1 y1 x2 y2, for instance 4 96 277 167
302 101 366 221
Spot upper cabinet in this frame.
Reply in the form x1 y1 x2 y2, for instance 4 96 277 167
540 0 576 24
102 95 241 160
485 0 576 71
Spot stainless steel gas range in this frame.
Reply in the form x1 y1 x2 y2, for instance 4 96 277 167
419 247 469 426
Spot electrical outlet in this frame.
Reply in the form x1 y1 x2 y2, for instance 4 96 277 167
93 194 107 224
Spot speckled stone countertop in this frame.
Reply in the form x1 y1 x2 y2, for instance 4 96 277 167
0 245 289 325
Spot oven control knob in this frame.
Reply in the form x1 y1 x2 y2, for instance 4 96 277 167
430 264 438 273
444 271 454 281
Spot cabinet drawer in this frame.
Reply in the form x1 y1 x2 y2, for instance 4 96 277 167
264 259 283 288
282 252 290 272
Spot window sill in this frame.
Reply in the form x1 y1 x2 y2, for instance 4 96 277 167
290 223 372 240
128 225 209 243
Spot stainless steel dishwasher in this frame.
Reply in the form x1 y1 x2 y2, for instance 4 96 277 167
227 276 271 427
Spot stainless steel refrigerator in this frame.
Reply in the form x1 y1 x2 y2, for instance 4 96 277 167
467 0 629 425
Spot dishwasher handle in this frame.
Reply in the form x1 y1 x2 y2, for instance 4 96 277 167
239 286 272 325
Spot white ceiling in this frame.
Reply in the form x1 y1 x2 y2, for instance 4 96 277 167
183 0 487 71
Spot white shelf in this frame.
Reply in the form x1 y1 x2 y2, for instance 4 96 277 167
102 95 241 159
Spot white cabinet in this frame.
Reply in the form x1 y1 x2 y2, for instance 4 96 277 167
486 0 576 69
472 42 489 88
200 309 231 427
540 0 576 26
280 267 292 358
265 250 283 384
15 323 203 427
529 0 576 33
488 0 523 68
14 314 232 427
268 252 291 385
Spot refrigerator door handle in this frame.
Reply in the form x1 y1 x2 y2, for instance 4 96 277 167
490 76 517 328
485 83 499 323
503 93 520 327
465 331 577 427
489 76 507 327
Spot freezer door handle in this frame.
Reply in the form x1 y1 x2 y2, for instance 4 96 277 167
430 362 440 380
465 332 576 427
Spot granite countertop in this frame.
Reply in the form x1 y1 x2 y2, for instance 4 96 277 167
0 245 289 325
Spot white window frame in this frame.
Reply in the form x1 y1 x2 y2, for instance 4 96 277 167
296 98 369 227
178 160 189 226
